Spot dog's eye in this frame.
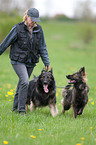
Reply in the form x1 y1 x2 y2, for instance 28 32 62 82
40 76 45 80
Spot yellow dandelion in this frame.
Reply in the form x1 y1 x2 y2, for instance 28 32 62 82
30 135 36 138
10 89 13 92
56 93 59 97
51 135 54 137
89 98 93 101
38 129 42 131
81 137 85 140
9 100 11 101
3 141 8 144
5 95 8 97
7 91 13 95
0 88 2 90
58 103 61 106
90 127 93 135
76 143 81 145
91 102 94 105
12 96 14 98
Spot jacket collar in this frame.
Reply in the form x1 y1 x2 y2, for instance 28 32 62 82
23 21 40 33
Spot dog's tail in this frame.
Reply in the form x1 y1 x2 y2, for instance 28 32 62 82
62 84 72 97
64 84 72 90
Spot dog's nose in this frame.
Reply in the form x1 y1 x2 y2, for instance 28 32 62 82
66 75 69 78
44 80 47 84
66 75 70 79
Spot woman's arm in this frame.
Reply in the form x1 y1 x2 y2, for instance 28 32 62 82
39 30 50 69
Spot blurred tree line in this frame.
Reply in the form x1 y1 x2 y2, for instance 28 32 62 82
73 0 96 44
0 0 96 21
0 0 33 15
74 0 96 21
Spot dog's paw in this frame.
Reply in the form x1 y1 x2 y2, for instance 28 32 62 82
50 104 58 117
30 101 36 112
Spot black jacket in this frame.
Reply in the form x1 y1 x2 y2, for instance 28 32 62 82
10 22 42 63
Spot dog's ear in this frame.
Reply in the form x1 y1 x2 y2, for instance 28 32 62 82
83 67 86 76
80 67 86 76
41 68 46 73
49 68 53 74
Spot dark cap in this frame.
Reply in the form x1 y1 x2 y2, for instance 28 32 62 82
27 8 40 22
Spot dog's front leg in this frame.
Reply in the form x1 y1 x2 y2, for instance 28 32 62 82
61 99 65 113
78 104 86 115
30 101 36 112
49 104 58 117
25 104 28 110
72 105 77 118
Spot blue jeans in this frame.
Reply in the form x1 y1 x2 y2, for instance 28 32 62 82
12 63 35 112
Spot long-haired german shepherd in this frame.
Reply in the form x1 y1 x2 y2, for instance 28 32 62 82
26 68 58 117
61 67 89 118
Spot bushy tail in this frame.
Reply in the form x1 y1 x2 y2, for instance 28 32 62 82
64 84 72 90
62 84 72 97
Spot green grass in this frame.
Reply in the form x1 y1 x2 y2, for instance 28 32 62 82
0 21 96 145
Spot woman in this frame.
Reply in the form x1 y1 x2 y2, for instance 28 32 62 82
0 8 50 114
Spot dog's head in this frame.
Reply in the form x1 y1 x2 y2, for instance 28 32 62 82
38 68 55 93
66 67 87 84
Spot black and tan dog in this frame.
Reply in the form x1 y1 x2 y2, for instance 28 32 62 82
61 67 89 118
26 68 58 117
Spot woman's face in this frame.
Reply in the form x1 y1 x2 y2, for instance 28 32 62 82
26 15 36 29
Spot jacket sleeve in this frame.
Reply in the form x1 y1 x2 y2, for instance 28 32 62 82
39 29 50 66
0 25 17 55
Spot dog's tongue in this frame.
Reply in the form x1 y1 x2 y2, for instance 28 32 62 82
68 80 75 84
43 84 49 93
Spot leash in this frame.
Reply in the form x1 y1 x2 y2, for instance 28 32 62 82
56 84 73 89
56 86 65 89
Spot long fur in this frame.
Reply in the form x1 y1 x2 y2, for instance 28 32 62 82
26 68 58 117
61 67 89 118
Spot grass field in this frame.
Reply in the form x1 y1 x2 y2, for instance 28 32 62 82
0 21 96 145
